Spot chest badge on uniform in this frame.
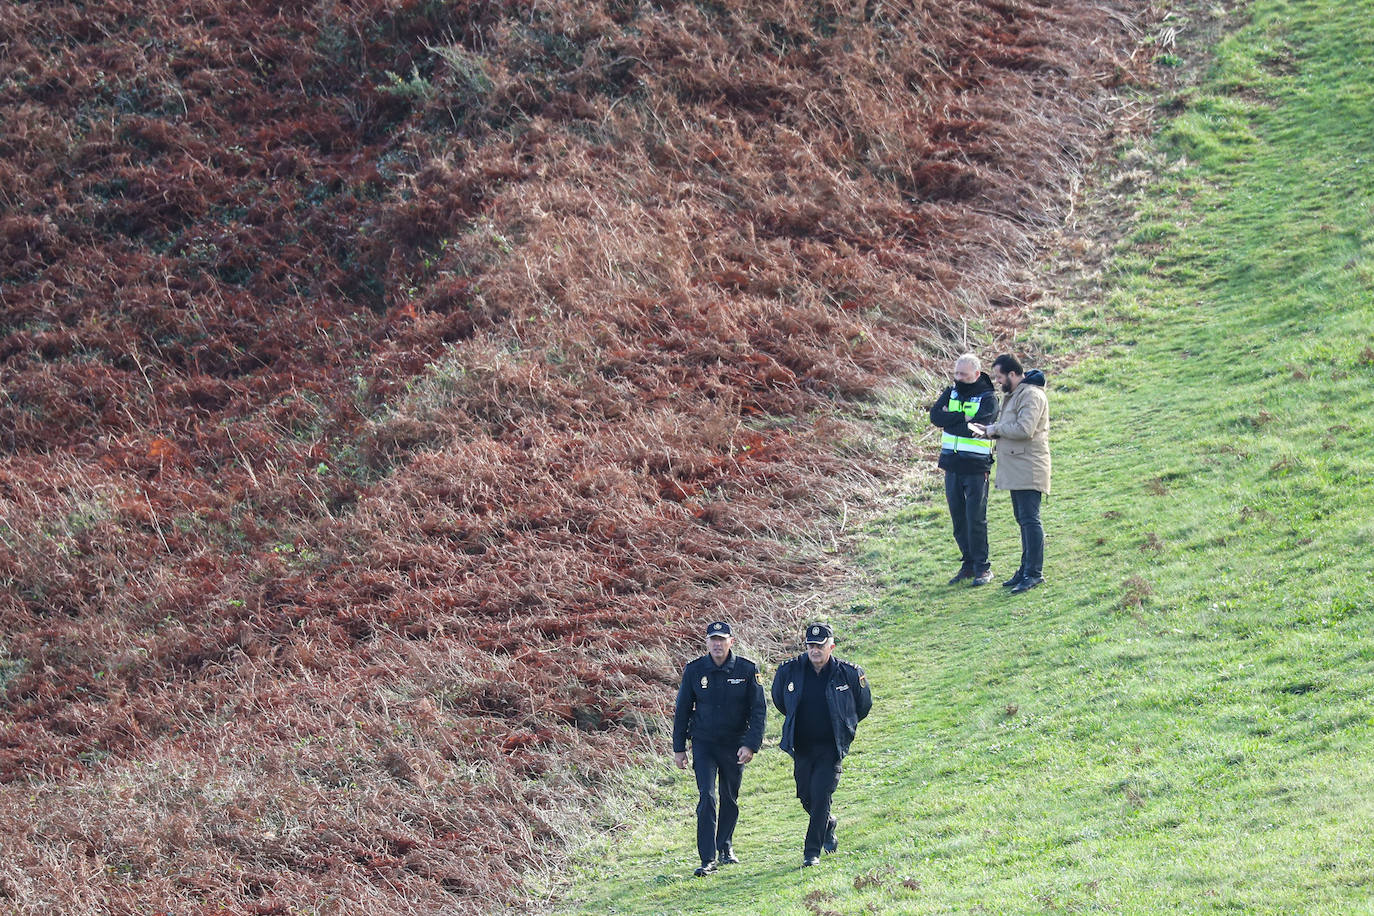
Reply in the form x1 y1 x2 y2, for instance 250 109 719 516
787 681 794 692
700 676 708 689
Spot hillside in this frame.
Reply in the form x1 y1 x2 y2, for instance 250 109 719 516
558 0 1374 911
0 1 1152 912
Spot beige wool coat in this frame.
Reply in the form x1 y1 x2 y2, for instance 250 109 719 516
988 380 1051 493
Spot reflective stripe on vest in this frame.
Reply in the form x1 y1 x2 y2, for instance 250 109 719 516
941 432 992 455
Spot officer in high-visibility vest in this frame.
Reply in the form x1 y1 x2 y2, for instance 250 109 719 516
929 353 999 585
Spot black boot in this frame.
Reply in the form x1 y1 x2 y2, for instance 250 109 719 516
948 567 974 585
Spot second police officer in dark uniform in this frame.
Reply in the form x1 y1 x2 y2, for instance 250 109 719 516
771 622 872 867
673 621 767 876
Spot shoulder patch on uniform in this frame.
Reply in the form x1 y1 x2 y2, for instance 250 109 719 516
859 673 867 688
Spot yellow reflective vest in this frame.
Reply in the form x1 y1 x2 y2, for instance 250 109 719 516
929 374 999 473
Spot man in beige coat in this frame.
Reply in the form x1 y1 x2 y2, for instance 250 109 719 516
969 354 1050 593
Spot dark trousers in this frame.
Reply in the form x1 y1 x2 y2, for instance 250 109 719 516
945 470 990 573
792 744 842 858
692 741 743 866
1010 489 1045 578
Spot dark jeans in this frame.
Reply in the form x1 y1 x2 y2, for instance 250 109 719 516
1010 489 1044 579
945 470 990 574
792 744 842 858
692 741 743 865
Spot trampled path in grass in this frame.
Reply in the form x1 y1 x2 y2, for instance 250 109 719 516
554 0 1374 912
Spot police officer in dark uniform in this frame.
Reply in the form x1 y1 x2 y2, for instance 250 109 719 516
770 622 872 867
672 621 767 876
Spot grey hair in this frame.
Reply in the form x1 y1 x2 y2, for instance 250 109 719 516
954 352 981 372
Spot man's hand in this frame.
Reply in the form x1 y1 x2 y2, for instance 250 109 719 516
674 751 689 770
968 423 988 438
737 747 754 765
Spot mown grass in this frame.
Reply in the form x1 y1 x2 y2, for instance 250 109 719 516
552 0 1374 913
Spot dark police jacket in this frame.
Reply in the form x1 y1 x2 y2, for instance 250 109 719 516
672 653 767 754
929 371 999 474
770 654 872 759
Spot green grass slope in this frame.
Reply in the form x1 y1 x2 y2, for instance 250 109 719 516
553 0 1374 912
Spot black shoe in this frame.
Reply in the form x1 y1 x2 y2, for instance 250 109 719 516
716 846 739 865
1010 576 1044 594
802 856 821 867
822 817 838 853
694 861 717 877
947 568 974 585
1002 572 1025 588
971 571 993 586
